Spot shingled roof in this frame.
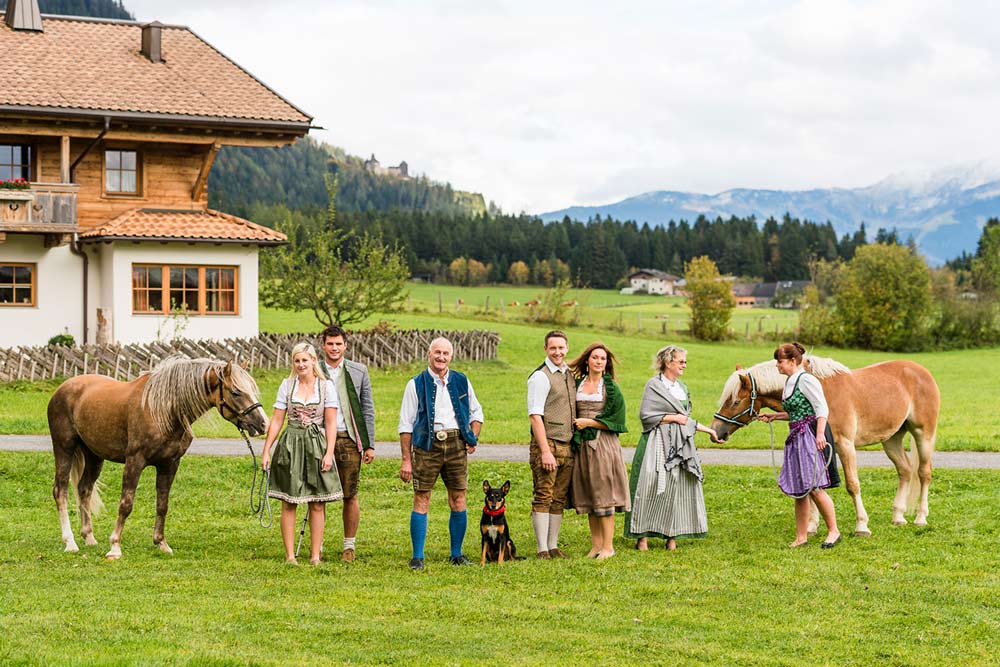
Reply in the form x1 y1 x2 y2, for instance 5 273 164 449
0 13 312 127
79 208 287 245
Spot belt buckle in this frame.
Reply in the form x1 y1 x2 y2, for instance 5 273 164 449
435 430 448 442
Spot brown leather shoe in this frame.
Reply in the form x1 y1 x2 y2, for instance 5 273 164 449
536 551 552 560
341 548 355 563
548 548 570 559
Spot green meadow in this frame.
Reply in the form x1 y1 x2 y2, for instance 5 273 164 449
1 289 997 451
0 452 996 666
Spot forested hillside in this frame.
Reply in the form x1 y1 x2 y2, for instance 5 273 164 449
208 139 486 218
37 0 131 19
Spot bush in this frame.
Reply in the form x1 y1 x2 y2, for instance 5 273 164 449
685 256 735 341
48 333 75 347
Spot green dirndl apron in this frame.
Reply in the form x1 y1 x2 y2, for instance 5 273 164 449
267 381 344 504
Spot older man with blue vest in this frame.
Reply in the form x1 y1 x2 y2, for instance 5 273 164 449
399 337 484 570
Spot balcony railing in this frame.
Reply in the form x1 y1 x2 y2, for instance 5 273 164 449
0 182 78 231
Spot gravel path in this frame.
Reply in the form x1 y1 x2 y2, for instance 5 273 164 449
3 435 999 469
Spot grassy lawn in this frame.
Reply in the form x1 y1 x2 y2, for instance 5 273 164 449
2 306 998 451
0 451 996 666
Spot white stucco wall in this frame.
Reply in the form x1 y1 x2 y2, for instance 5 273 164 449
93 241 260 345
0 234 85 348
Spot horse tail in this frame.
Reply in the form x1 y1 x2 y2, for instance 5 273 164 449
68 449 105 517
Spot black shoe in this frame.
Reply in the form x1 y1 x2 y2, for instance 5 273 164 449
409 557 425 570
449 554 473 566
820 535 842 549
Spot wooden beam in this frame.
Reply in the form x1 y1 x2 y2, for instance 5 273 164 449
0 124 300 147
44 233 74 248
192 142 220 201
0 232 6 244
60 136 71 183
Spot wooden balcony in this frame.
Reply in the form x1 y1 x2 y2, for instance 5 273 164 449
0 182 78 234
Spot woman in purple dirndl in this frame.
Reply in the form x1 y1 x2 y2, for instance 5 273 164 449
759 343 841 549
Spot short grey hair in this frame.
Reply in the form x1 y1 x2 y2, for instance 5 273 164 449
427 336 454 355
653 345 687 373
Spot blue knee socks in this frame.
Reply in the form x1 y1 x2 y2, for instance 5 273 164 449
410 511 428 559
449 510 467 558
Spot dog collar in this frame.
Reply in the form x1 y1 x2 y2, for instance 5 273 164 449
482 504 506 516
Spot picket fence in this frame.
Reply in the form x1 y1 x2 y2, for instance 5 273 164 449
0 330 500 383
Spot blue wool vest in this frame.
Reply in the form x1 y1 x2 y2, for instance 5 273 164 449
411 369 478 451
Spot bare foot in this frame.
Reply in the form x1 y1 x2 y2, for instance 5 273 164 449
595 550 616 560
636 538 648 552
309 557 321 566
285 557 299 565
666 538 677 551
788 538 808 548
586 549 600 558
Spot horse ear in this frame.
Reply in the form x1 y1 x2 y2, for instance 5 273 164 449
735 364 744 370
239 359 250 370
223 360 234 376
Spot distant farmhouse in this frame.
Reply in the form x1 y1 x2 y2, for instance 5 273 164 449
732 280 811 308
364 154 409 179
0 1 311 347
620 269 682 295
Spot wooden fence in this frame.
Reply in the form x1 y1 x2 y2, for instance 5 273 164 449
0 330 500 383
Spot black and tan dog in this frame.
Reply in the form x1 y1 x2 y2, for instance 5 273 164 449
480 480 517 564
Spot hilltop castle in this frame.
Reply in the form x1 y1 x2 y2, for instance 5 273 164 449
364 154 409 179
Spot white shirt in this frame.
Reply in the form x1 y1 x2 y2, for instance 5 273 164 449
397 368 484 434
658 374 688 403
323 360 348 432
782 370 829 419
273 377 339 410
576 377 603 401
527 357 571 416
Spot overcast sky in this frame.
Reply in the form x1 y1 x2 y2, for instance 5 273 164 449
125 0 1000 214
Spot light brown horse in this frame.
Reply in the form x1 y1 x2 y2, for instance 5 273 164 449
47 358 267 559
711 356 940 536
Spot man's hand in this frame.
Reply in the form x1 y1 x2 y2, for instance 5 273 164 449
363 449 375 464
399 459 412 482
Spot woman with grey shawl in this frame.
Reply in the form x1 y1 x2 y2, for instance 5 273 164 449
625 345 720 551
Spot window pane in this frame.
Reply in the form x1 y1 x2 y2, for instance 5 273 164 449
220 268 234 289
15 287 32 304
0 265 12 283
106 151 120 169
0 287 12 303
205 268 219 289
220 292 234 312
206 290 219 312
133 289 147 311
0 166 11 181
169 267 183 288
121 151 136 170
0 145 11 162
149 289 163 311
185 268 198 285
14 266 31 283
132 267 147 289
148 268 162 288
121 171 137 193
106 171 120 192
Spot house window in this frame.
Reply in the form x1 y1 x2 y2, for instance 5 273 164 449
0 144 32 181
105 149 140 194
0 263 36 306
132 264 238 315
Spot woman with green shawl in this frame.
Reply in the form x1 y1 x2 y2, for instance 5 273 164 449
569 342 630 560
625 345 720 551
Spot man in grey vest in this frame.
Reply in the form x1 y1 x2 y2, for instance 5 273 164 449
320 325 376 562
527 330 576 559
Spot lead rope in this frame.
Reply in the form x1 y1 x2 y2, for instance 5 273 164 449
241 427 273 528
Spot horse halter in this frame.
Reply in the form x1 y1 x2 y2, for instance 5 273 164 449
713 371 760 427
214 367 263 429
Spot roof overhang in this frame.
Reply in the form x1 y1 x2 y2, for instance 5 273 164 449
78 235 285 246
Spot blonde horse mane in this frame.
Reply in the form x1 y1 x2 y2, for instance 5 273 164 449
717 354 851 407
142 357 261 434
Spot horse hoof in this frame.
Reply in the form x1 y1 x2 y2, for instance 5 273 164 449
854 529 872 538
891 519 907 526
84 536 98 546
64 543 80 553
807 528 818 536
106 545 122 560
914 517 928 527
158 543 174 555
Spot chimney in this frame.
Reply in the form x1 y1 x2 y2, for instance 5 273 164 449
141 21 163 63
4 0 44 32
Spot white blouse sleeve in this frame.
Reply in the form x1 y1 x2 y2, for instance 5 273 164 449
799 374 829 419
322 380 340 409
273 378 290 410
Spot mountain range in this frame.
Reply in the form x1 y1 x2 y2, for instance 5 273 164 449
539 162 1000 264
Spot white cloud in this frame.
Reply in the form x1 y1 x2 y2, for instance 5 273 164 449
123 0 1000 213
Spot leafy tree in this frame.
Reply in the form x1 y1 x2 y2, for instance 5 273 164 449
971 218 1000 294
507 260 529 285
834 244 932 351
259 183 408 328
685 256 735 341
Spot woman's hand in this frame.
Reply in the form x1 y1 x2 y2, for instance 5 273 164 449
261 452 270 471
573 417 594 430
707 428 721 444
321 452 334 472
815 433 828 451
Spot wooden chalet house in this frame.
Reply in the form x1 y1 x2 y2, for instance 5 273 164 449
0 0 312 347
